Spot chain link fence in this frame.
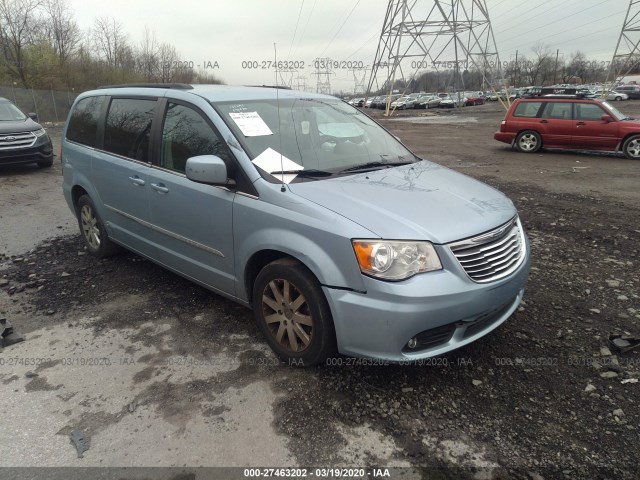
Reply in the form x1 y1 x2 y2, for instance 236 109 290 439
0 85 80 123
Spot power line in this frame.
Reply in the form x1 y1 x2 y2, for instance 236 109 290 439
291 0 317 58
287 0 305 60
503 8 626 52
319 0 362 58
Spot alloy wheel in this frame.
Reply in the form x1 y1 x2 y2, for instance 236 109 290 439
80 204 101 250
261 279 313 353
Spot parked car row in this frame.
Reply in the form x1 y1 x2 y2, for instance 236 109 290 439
348 91 488 110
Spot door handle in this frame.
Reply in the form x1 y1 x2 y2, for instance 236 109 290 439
540 120 548 123
129 176 145 186
576 122 586 126
151 183 169 194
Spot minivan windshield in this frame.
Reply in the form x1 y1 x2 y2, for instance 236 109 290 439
216 98 416 178
0 102 28 121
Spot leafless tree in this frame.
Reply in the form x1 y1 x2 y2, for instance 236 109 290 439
0 0 42 87
564 51 587 83
522 43 554 86
137 26 159 81
42 0 80 64
92 16 128 68
157 42 178 82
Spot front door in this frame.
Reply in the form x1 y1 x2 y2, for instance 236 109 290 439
147 101 236 295
572 102 620 150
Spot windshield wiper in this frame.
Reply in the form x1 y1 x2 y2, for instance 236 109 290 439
270 169 334 177
338 160 414 173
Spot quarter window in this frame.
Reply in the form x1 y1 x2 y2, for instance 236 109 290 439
104 98 156 162
161 103 228 173
66 96 105 147
575 103 606 121
541 102 573 120
513 102 542 117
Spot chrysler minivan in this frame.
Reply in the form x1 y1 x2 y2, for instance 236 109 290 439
62 84 530 365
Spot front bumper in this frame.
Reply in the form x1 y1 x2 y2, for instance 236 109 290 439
324 238 530 361
0 135 53 166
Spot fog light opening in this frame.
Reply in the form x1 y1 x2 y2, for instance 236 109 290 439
407 337 418 349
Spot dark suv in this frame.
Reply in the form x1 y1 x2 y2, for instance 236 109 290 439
494 96 640 159
615 85 640 100
0 97 54 168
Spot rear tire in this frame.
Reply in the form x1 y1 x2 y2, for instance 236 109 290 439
76 195 120 258
252 259 336 366
515 130 542 153
615 96 622 101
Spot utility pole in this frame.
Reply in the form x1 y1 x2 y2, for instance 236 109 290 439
513 50 518 87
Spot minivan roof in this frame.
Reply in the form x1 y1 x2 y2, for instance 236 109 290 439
87 84 335 103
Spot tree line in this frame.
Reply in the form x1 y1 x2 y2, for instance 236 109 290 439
395 42 634 94
0 0 222 91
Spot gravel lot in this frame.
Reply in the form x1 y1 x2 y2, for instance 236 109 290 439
1 101 639 479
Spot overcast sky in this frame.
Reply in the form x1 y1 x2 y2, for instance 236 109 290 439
69 0 628 92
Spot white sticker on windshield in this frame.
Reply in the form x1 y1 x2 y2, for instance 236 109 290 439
229 111 273 137
252 147 303 184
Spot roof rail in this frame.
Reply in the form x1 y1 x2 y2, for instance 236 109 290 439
246 85 292 90
97 83 194 90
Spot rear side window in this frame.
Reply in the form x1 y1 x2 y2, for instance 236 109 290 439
66 96 105 147
104 98 156 162
541 102 573 120
513 102 542 117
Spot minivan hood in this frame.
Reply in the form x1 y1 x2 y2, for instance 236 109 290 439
287 160 517 244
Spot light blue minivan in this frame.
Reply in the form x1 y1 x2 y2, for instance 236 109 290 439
62 84 530 365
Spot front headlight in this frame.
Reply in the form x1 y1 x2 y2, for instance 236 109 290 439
352 239 442 281
33 128 47 137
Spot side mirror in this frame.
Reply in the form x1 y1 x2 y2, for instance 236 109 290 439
185 155 233 186
601 114 613 123
28 112 38 121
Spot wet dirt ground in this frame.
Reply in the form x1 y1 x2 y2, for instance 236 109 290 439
1 102 639 479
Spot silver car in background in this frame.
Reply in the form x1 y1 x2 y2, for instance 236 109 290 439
62 84 530 365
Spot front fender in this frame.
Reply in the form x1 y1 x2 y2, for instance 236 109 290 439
232 192 371 303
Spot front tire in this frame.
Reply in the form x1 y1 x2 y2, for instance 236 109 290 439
252 259 336 366
615 96 622 101
76 195 120 258
623 135 640 159
515 130 542 153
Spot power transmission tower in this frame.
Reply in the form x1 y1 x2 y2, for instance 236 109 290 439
350 66 369 94
312 58 334 94
605 0 640 88
275 66 296 89
294 74 308 91
366 0 502 114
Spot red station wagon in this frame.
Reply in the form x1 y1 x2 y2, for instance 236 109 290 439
494 96 640 159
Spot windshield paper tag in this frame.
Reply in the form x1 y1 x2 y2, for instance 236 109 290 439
252 147 303 184
229 112 273 137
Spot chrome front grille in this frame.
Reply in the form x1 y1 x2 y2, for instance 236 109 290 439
449 217 526 283
0 131 37 150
